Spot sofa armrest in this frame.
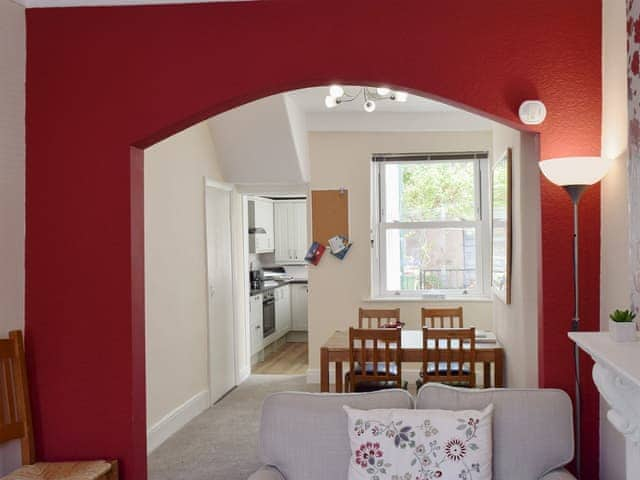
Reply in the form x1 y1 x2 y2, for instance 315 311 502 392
540 468 577 480
247 466 285 480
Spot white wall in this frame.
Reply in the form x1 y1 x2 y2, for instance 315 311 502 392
208 95 308 186
600 0 629 477
0 0 25 474
144 120 248 450
491 124 540 388
307 131 494 377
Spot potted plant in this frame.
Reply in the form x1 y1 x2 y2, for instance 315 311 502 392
609 309 638 342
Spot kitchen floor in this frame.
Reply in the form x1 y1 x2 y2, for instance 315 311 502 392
252 341 308 375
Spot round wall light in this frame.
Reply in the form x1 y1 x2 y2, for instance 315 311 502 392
518 100 547 125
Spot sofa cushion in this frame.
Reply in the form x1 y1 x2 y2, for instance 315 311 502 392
258 390 414 480
415 384 574 480
343 405 493 480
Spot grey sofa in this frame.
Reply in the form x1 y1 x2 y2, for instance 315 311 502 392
249 384 575 480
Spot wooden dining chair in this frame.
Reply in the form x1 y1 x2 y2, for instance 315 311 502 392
345 327 403 392
418 327 476 389
421 307 464 328
358 308 401 328
0 331 118 480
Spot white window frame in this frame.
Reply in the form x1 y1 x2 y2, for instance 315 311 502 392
370 152 491 299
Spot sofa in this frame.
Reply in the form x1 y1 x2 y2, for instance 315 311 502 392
248 384 575 480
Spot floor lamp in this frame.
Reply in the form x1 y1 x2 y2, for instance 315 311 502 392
539 156 612 479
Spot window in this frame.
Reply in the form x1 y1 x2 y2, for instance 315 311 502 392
372 152 490 298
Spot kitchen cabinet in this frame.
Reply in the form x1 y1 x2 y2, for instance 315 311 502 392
274 285 291 333
249 197 274 254
290 283 308 331
274 200 307 264
249 293 263 353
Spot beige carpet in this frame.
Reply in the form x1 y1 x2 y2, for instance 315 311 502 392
148 375 318 480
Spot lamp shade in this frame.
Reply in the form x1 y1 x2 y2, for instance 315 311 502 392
539 156 612 186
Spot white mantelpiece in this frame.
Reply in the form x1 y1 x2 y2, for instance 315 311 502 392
569 332 640 480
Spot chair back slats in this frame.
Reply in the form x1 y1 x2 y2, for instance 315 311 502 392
2 357 18 426
348 327 402 389
358 308 401 328
0 331 35 465
421 307 463 328
422 327 476 387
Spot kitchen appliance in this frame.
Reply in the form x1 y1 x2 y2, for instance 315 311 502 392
250 269 264 290
262 291 275 338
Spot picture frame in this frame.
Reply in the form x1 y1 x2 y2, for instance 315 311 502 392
491 148 512 304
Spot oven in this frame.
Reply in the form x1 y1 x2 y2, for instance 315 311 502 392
262 290 275 338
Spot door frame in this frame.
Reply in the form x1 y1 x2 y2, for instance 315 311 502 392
203 177 240 405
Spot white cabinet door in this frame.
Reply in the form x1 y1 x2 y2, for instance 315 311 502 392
274 202 291 263
274 200 307 264
282 285 291 331
250 294 263 353
292 201 307 261
275 285 291 333
291 283 308 331
254 199 274 253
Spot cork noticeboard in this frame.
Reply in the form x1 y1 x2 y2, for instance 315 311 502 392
311 189 349 245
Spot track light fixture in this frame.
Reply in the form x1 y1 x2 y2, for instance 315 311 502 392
324 85 408 112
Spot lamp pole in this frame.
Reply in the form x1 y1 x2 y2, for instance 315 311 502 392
564 184 588 480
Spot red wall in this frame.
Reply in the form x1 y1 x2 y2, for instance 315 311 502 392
25 1 602 478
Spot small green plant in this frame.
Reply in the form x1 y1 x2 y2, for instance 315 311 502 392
609 309 637 323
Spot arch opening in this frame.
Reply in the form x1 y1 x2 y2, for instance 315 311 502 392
139 84 541 476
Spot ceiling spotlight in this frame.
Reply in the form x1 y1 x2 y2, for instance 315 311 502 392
393 91 409 102
322 86 404 112
329 85 344 98
325 95 338 108
364 100 376 113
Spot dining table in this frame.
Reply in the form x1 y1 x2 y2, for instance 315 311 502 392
319 329 504 392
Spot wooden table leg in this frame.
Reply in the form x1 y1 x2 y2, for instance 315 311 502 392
335 361 343 393
320 347 330 392
483 362 491 388
494 350 505 388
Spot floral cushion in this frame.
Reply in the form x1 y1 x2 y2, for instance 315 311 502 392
344 404 493 480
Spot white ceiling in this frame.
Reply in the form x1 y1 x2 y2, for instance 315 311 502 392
13 0 248 8
286 86 456 114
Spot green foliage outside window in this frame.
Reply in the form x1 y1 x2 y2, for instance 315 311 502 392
398 161 476 222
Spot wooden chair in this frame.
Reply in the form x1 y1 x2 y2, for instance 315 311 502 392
418 327 476 389
358 308 401 328
0 331 118 480
346 327 403 393
421 307 463 328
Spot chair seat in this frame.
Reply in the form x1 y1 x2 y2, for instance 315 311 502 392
350 362 398 376
421 362 470 377
2 461 112 480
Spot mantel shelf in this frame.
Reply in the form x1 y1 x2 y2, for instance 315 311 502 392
569 332 640 480
569 332 640 388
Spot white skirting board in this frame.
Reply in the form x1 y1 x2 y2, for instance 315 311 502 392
238 365 251 383
147 389 210 454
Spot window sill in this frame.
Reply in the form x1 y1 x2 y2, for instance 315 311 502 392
364 296 493 304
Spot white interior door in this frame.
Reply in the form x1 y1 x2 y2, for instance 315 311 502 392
205 182 236 404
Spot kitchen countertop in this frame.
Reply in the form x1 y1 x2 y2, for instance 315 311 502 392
250 278 307 296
